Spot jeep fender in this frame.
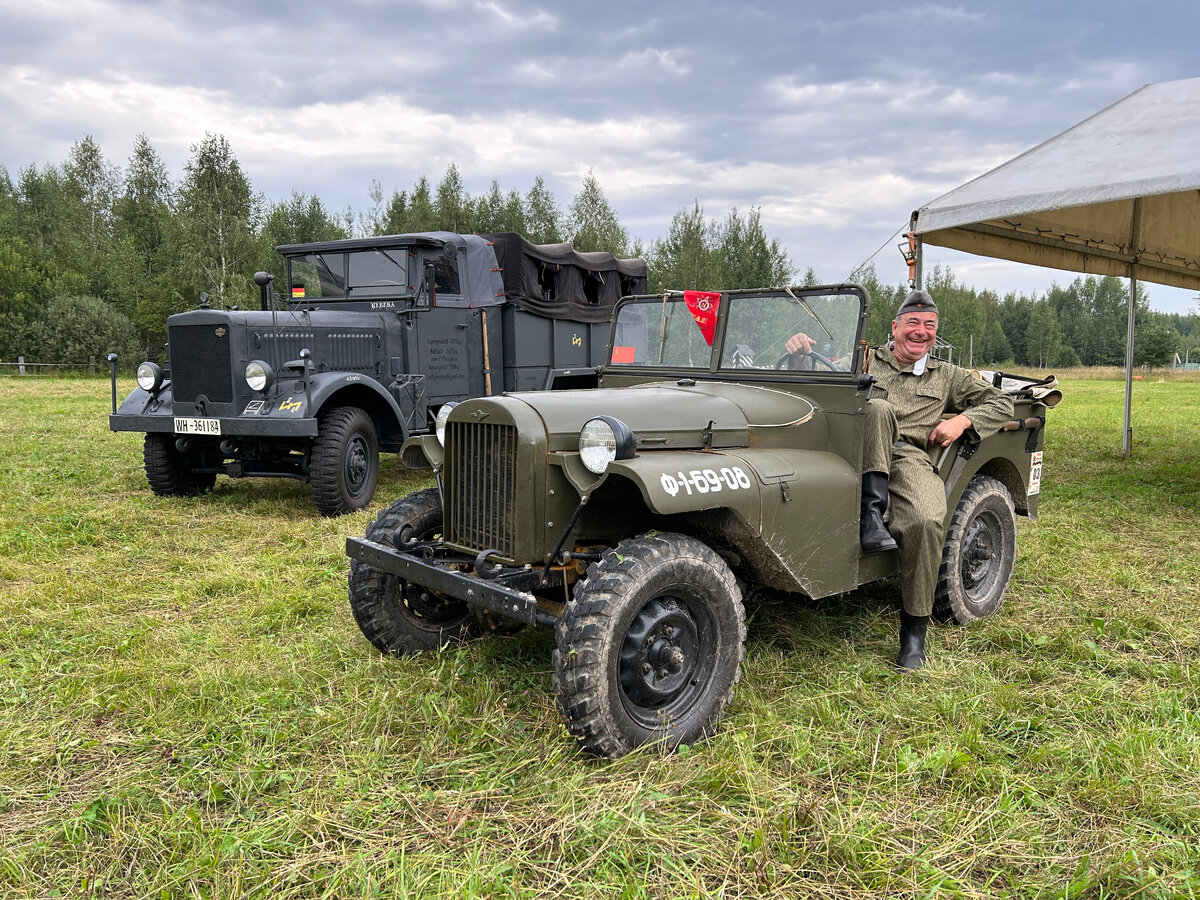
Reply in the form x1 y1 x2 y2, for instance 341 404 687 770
606 447 860 598
400 434 443 470
604 451 763 519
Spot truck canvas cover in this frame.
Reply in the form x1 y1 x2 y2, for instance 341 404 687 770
483 232 648 323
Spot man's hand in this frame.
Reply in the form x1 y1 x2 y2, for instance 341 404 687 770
929 413 973 448
785 332 816 355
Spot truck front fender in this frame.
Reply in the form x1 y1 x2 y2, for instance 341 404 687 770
307 372 408 438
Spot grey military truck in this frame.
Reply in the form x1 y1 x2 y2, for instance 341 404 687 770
108 231 646 515
345 284 1052 757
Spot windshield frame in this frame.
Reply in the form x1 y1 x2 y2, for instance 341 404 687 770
603 285 869 377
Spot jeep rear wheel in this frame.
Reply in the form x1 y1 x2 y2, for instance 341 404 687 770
552 533 745 758
934 474 1017 624
143 433 216 496
348 488 479 654
311 406 378 516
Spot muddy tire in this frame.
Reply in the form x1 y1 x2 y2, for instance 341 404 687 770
311 406 378 516
552 533 745 758
348 488 479 654
934 474 1017 624
143 433 216 496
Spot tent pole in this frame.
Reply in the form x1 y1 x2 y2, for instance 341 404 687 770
1123 198 1142 458
914 235 923 289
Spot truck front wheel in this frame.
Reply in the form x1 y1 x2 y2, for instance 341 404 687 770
143 433 216 496
552 533 746 758
934 474 1018 624
348 488 479 654
310 406 379 516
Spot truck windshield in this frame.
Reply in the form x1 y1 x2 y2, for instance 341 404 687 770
608 289 862 372
287 249 413 301
347 248 410 297
289 253 347 300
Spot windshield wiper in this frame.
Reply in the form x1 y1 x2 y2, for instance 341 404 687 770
784 286 834 341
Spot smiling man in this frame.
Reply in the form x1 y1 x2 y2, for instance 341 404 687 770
788 288 1014 670
860 289 1013 669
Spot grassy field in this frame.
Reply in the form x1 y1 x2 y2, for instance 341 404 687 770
1 373 1198 899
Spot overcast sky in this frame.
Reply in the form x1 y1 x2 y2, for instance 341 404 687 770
2 0 1198 313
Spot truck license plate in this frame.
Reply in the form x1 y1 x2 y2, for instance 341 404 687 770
174 417 221 435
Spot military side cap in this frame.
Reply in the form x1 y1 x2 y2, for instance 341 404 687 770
896 289 938 317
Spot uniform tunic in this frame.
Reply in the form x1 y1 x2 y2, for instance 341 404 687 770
863 345 1014 616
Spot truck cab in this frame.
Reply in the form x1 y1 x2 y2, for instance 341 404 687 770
109 232 646 515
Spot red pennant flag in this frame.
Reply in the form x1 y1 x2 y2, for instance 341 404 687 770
683 291 721 345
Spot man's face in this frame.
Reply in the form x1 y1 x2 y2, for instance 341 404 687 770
891 312 939 365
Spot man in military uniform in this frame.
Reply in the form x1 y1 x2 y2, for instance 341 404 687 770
787 289 1013 670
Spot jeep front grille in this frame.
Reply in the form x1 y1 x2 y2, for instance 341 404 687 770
169 324 233 404
444 421 518 557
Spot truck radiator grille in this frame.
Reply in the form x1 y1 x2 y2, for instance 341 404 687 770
169 325 233 404
444 421 518 557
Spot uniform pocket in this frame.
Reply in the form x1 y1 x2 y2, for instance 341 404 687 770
912 390 948 418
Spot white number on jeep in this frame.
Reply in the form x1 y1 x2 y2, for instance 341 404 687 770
660 466 752 498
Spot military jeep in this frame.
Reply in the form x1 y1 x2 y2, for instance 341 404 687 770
345 284 1049 757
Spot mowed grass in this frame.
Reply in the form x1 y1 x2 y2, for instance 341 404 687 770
1 374 1198 899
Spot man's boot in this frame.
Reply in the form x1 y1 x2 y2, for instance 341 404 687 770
860 472 898 553
897 610 929 671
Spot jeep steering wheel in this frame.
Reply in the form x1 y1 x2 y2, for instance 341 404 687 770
776 350 838 372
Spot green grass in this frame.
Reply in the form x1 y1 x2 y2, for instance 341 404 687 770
1 374 1199 898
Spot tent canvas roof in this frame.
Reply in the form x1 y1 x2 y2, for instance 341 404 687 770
913 76 1200 291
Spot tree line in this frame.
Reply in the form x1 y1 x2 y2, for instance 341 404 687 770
2 133 1196 369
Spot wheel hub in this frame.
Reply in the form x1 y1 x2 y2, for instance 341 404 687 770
404 582 464 623
962 515 997 591
618 597 700 709
345 435 369 491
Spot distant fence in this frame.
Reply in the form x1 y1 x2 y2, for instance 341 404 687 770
0 356 109 375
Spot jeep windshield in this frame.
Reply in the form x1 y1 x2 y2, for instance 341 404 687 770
287 248 412 301
607 288 864 372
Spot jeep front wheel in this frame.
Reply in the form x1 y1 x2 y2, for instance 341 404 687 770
348 488 479 654
934 474 1017 624
143 433 216 496
310 406 378 516
552 533 745 758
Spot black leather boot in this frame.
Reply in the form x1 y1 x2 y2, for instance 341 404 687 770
897 610 929 671
860 472 898 553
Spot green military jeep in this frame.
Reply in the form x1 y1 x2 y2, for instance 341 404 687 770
345 285 1050 758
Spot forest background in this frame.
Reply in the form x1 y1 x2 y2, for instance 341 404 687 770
2 133 1198 372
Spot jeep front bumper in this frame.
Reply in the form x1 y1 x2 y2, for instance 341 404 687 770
345 537 556 626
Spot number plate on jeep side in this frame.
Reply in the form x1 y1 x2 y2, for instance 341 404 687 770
174 417 221 435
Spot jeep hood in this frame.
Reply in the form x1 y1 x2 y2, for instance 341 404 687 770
482 381 817 452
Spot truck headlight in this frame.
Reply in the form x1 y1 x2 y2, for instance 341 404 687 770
579 415 636 474
136 361 164 393
435 401 459 446
245 360 274 393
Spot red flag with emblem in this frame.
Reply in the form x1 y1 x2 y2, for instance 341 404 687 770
683 291 721 345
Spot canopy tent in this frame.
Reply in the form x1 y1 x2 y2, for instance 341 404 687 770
910 75 1200 455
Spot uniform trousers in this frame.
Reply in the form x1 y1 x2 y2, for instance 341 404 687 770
862 398 945 617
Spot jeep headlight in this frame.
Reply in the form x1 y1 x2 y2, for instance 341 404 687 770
136 361 164 393
245 360 274 393
435 401 459 446
579 415 636 474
